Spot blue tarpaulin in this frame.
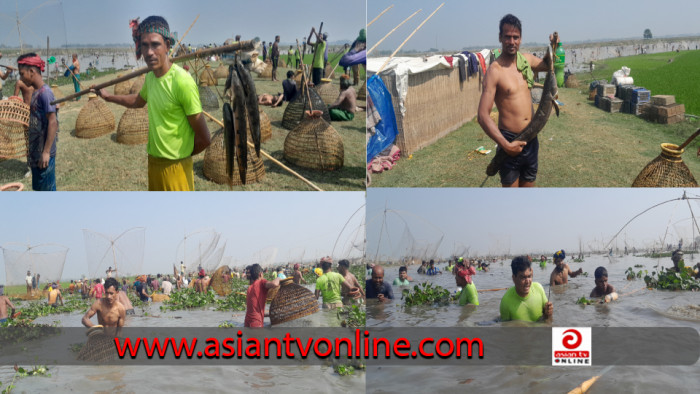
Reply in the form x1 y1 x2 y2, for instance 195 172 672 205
366 74 398 163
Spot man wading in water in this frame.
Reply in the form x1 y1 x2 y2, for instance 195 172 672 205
94 15 210 191
478 14 553 187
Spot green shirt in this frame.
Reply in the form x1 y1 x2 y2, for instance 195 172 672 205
313 41 326 69
392 278 410 286
499 282 547 322
315 271 344 304
140 64 202 160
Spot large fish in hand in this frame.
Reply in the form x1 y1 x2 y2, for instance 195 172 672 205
486 45 560 177
235 60 261 158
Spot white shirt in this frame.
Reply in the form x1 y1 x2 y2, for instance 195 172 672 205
26 275 32 286
161 280 173 295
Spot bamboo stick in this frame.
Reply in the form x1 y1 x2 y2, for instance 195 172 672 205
51 40 256 105
171 14 199 56
201 110 324 192
477 287 508 293
368 5 394 27
376 3 445 74
62 63 83 89
367 9 422 55
0 64 17 70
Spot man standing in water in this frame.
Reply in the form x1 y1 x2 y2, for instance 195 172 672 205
478 14 552 187
366 265 394 302
95 16 211 191
500 256 552 322
82 278 126 328
245 264 280 328
549 250 583 285
0 285 17 324
338 259 365 304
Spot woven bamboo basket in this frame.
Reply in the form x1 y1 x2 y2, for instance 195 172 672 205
266 284 279 303
113 75 132 95
199 65 217 86
324 64 334 79
279 59 287 68
198 83 220 111
284 114 344 171
214 63 229 80
564 75 580 88
0 96 30 159
632 143 698 187
116 105 149 145
294 69 306 85
50 85 64 102
75 94 115 138
259 109 272 143
315 79 338 106
210 265 233 296
129 76 145 94
281 86 330 130
357 81 366 101
151 293 170 302
259 64 272 78
269 277 320 325
77 327 117 362
202 128 266 185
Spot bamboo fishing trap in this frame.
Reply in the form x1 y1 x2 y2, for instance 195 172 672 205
214 63 228 80
75 94 115 138
259 109 272 142
77 326 117 362
116 105 149 145
259 64 272 79
210 265 233 296
315 79 339 106
357 81 366 101
269 277 320 325
203 128 265 185
113 75 132 95
199 64 217 86
0 96 29 159
281 85 330 130
632 129 700 187
198 82 220 111
129 76 145 94
283 111 344 171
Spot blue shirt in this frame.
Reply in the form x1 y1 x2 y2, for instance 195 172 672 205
427 267 441 275
28 84 58 167
365 279 394 299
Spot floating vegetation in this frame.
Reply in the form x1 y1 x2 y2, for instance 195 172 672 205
402 282 451 306
160 288 217 311
14 297 91 321
333 362 365 376
625 267 647 280
336 304 366 328
0 320 61 350
576 297 596 305
218 321 237 328
215 292 246 311
644 267 700 291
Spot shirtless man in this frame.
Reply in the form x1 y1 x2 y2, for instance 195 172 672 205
549 250 583 285
47 283 64 306
478 14 552 187
328 75 357 121
82 277 125 329
0 285 17 324
292 263 306 285
258 93 284 107
14 79 34 104
338 259 365 304
70 53 81 98
590 266 617 302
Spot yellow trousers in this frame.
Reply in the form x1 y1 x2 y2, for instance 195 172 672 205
148 155 194 191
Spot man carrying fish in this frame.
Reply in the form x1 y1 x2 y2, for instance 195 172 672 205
478 14 556 187
94 15 211 191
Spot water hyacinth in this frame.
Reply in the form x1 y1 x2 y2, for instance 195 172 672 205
401 282 451 306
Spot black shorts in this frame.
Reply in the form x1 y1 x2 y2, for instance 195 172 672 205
498 129 539 185
272 57 278 69
312 67 323 86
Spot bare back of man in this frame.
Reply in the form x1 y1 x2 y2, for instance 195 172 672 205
331 87 357 114
14 80 34 104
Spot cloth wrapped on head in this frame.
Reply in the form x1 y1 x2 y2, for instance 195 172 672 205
553 250 566 260
131 16 176 60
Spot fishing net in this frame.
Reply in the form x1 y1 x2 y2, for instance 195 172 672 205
281 85 330 130
175 229 221 274
202 242 226 273
82 228 145 280
285 247 306 265
0 97 29 159
75 94 115 139
269 278 319 325
249 246 278 269
332 209 366 261
632 143 698 187
1 242 68 288
116 105 149 145
369 210 444 263
202 128 266 185
283 115 344 171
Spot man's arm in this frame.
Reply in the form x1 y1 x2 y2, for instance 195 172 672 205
81 302 99 327
187 113 211 155
328 90 347 109
264 278 281 289
307 28 317 45
523 53 550 73
477 66 526 157
96 89 146 109
40 112 58 169
566 264 584 278
59 291 64 306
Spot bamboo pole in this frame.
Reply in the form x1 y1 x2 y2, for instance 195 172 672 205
201 110 324 192
62 63 83 89
376 3 445 74
51 40 256 105
477 287 508 293
368 5 394 27
367 9 422 55
172 14 199 56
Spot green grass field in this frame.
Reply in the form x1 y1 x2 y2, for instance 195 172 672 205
579 50 700 115
0 63 365 191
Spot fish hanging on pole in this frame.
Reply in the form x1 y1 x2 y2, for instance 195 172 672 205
484 45 560 179
235 60 261 158
228 62 248 185
222 101 237 187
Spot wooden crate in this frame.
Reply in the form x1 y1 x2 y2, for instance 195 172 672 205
597 84 616 97
630 88 650 104
651 95 675 106
656 103 685 117
658 114 684 124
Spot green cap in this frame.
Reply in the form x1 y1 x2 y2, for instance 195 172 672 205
357 28 366 43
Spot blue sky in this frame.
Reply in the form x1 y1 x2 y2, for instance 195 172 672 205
0 0 366 48
368 0 700 52
0 192 365 283
366 188 700 259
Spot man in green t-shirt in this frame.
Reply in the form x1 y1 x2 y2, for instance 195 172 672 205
500 256 553 322
314 257 358 309
95 15 210 191
306 27 327 86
